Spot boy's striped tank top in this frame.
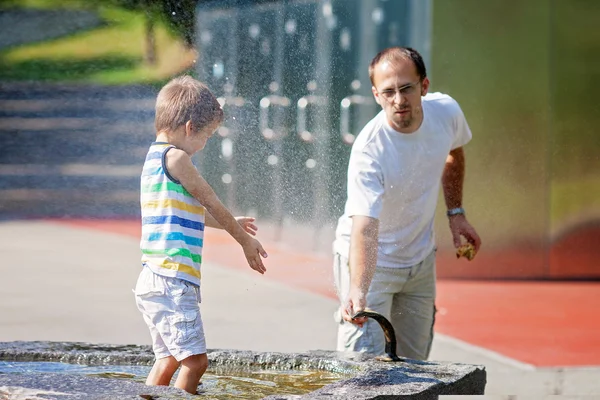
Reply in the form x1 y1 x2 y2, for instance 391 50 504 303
140 142 205 286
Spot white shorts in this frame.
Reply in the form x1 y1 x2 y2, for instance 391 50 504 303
134 267 206 361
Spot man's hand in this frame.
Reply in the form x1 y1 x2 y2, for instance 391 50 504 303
449 214 481 257
236 216 258 236
341 287 368 327
241 237 268 274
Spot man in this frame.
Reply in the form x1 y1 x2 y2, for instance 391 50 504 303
333 47 481 360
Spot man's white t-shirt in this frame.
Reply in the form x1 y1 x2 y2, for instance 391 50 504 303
333 92 472 268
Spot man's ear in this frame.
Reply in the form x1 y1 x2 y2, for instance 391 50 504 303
185 120 193 137
372 86 381 105
421 77 430 96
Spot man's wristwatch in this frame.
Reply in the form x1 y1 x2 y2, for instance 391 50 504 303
446 207 465 217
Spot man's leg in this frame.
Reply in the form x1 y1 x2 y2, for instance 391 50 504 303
333 253 406 355
390 250 437 360
174 353 208 394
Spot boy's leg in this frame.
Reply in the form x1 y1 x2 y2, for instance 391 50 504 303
174 353 209 394
159 278 207 393
135 269 206 389
135 270 180 385
146 355 180 386
390 249 437 360
142 315 180 385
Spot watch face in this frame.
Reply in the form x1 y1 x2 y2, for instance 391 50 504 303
447 208 465 216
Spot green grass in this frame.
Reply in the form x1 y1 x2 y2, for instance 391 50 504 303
0 1 196 85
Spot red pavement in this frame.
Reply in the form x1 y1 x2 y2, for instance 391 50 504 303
54 219 600 367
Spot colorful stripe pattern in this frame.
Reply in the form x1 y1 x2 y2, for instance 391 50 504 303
140 143 205 285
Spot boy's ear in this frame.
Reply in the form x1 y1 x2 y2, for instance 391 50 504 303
185 120 194 136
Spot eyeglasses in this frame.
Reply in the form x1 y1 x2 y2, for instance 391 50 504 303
377 80 421 102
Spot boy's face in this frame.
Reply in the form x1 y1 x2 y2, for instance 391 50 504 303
186 119 220 154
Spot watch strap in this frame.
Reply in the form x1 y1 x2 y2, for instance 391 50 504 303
446 207 465 217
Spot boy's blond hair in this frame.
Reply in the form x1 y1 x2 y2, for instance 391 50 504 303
155 75 223 134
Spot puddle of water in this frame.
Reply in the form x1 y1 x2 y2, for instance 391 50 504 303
0 361 346 399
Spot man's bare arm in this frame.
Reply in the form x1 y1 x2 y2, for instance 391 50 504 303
441 147 482 253
442 147 465 209
349 215 379 294
342 215 379 324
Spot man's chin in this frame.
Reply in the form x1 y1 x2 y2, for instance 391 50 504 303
394 118 412 128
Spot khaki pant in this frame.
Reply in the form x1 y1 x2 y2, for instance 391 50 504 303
333 249 437 360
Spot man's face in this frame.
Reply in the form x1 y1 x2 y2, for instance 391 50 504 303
371 59 429 133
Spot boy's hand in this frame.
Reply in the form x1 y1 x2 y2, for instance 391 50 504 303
242 237 268 274
236 216 258 236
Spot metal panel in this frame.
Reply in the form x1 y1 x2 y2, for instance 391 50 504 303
195 0 433 247
280 0 325 226
196 7 239 206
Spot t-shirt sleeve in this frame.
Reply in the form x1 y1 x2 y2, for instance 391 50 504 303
345 148 384 219
451 101 472 149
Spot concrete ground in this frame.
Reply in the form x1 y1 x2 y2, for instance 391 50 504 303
1 220 598 399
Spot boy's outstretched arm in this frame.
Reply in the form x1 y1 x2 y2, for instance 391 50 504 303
166 149 267 273
205 213 258 236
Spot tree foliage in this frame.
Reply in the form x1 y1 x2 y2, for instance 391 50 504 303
160 0 197 47
112 0 197 47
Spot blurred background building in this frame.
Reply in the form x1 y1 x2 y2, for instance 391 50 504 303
0 0 598 280
194 0 600 280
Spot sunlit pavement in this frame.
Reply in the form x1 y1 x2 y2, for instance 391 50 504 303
1 219 599 397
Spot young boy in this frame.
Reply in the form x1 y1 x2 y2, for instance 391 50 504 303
134 75 268 394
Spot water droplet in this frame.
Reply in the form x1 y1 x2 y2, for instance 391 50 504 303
340 28 351 51
372 8 384 24
200 30 212 44
213 61 224 79
221 138 233 159
322 2 333 17
249 24 260 39
285 19 297 35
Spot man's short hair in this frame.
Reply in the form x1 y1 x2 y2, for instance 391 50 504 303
369 47 427 86
155 75 223 133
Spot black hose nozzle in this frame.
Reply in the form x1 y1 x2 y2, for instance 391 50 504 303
352 310 404 362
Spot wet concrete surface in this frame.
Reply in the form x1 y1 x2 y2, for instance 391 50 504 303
0 341 486 399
